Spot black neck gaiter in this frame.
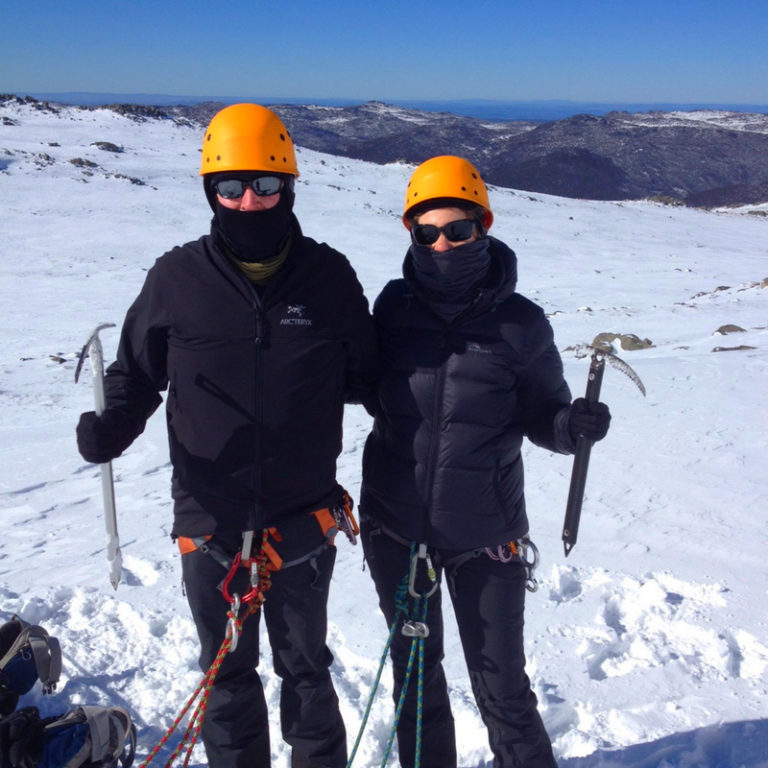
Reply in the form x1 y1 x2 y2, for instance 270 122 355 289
213 193 293 263
410 238 492 306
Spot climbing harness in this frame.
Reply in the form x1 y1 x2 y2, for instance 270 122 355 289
176 490 357 573
347 541 436 768
146 494 357 767
140 531 272 768
485 536 540 592
347 530 543 766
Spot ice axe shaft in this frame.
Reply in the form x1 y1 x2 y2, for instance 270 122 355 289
562 345 645 557
75 323 122 589
562 355 605 557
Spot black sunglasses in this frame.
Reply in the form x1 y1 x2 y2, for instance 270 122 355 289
213 176 284 199
411 219 476 246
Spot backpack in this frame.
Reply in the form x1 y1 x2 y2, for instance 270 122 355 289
0 617 62 716
0 705 136 768
41 706 137 768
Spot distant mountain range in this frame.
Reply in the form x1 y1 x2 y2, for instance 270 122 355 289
17 92 768 122
6 95 768 207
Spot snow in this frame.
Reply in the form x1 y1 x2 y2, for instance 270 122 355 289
1 101 767 768
606 110 768 134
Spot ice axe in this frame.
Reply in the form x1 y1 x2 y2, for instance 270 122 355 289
75 323 122 589
562 345 646 557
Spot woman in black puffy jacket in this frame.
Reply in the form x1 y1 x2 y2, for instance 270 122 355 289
360 156 611 768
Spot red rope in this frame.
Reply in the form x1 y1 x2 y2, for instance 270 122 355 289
140 532 272 768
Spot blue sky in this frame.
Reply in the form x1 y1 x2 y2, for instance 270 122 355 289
2 0 767 105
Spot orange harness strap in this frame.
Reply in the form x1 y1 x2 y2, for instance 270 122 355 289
176 502 351 572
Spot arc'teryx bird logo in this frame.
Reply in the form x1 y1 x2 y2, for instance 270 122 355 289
280 304 313 326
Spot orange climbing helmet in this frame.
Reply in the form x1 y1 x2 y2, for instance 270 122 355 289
199 103 299 177
403 155 493 229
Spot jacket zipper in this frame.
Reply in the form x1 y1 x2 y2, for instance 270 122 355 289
215 243 268 532
251 292 265 531
423 345 448 538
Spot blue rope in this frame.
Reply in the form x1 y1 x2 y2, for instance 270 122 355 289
379 606 420 767
347 542 433 768
346 571 410 768
413 596 428 768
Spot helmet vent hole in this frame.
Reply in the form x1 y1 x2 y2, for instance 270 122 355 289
280 133 286 142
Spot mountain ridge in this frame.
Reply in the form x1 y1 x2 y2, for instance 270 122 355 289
3 94 768 207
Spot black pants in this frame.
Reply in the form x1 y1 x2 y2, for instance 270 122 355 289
182 542 346 768
362 522 557 768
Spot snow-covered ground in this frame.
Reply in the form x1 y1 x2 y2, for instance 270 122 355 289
624 110 768 134
1 101 767 767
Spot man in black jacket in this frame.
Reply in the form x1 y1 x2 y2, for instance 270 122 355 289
76 104 378 768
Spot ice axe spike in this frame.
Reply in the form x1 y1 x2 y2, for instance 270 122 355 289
562 345 646 557
75 323 122 589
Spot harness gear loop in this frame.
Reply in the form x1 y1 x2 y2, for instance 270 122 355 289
331 490 359 545
484 535 540 592
408 543 438 599
518 536 540 592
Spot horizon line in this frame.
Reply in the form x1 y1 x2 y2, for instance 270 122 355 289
6 91 768 109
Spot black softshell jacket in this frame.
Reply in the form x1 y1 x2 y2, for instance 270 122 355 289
103 221 378 536
361 237 573 550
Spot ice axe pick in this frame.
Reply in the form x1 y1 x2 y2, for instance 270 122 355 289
562 345 646 557
75 323 122 589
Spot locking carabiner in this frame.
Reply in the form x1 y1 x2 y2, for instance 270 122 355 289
408 543 438 599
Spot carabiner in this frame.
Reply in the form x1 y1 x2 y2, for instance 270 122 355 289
221 551 262 605
408 543 438 599
516 537 540 592
225 594 242 653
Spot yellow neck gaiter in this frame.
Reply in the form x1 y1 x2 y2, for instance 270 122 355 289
231 234 292 284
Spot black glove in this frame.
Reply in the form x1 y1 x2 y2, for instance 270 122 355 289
76 409 136 464
0 707 44 768
568 398 611 442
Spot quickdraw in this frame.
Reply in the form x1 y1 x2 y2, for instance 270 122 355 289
485 536 540 592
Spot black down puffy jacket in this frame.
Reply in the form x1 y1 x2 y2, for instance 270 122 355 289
102 219 378 536
361 237 573 550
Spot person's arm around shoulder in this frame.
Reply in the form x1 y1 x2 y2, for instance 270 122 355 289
329 248 380 414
